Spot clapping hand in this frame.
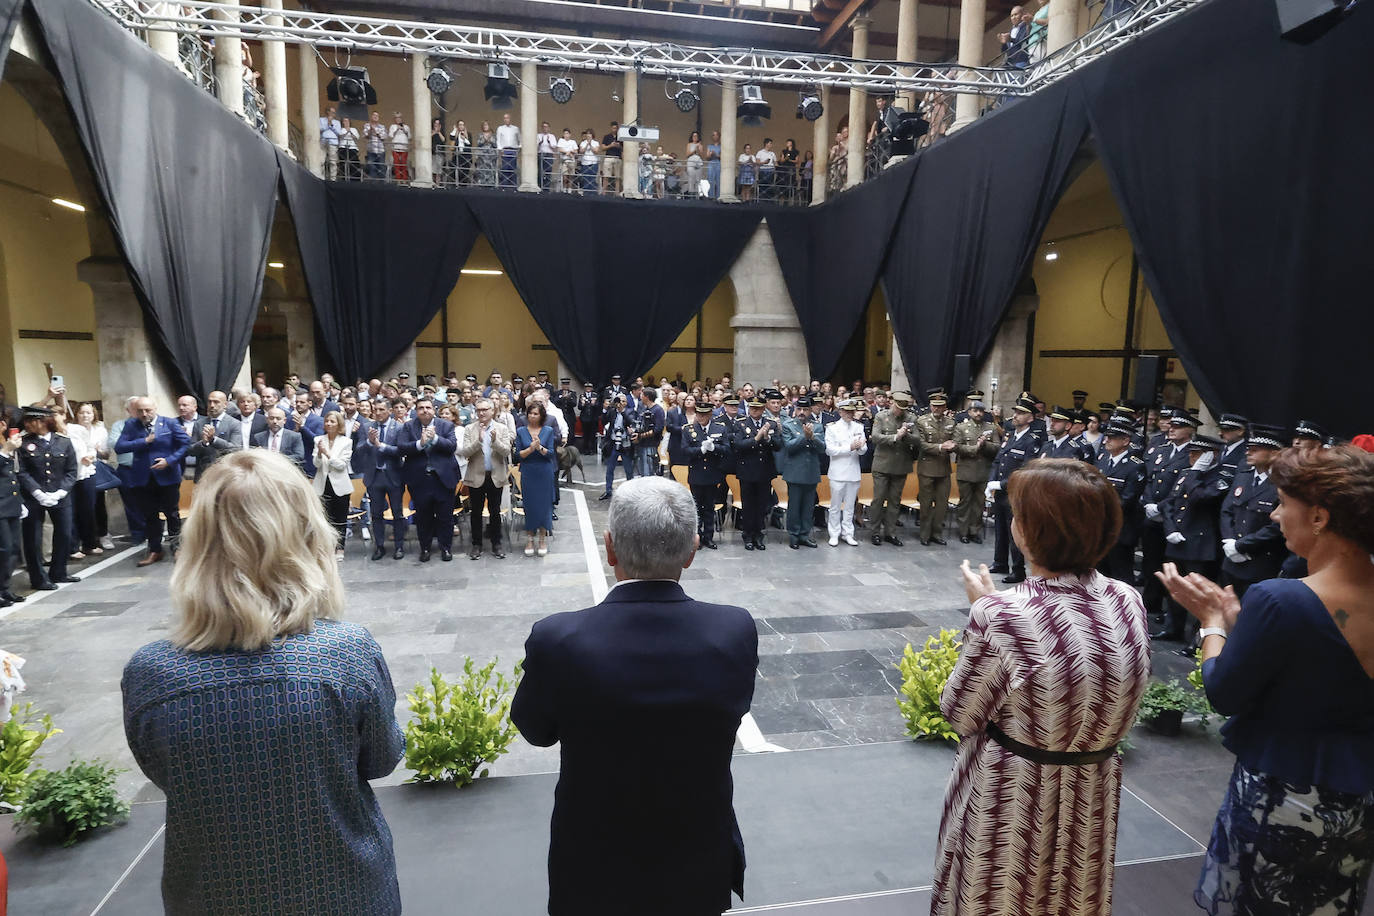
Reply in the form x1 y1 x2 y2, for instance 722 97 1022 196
202 424 216 443
151 458 169 471
368 427 380 445
316 439 329 457
850 435 863 451
960 559 998 604
941 439 957 452
1155 562 1241 630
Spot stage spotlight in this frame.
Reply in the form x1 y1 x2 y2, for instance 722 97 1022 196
550 77 575 105
736 84 771 127
673 81 699 113
484 63 517 109
1044 249 1059 262
797 93 823 122
326 66 377 121
889 111 929 156
426 67 452 96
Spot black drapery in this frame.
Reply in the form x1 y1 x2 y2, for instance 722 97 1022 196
767 161 917 380
467 191 760 385
0 0 22 83
1079 0 1374 437
278 164 482 382
881 79 1089 397
32 0 279 396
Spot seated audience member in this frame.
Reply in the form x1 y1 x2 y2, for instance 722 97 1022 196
1157 445 1374 916
121 450 404 916
512 477 758 916
252 407 305 471
932 458 1151 916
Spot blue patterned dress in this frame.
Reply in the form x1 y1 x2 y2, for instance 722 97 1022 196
122 620 405 916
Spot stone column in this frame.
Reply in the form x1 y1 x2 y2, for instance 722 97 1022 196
974 294 1037 411
896 0 919 112
411 54 433 186
300 48 323 176
518 61 539 192
275 298 318 380
380 344 416 384
951 0 987 132
845 15 871 189
1047 0 1078 54
80 258 179 408
621 71 641 198
213 5 244 117
146 2 180 67
718 79 739 203
261 0 288 149
811 84 831 206
729 222 808 385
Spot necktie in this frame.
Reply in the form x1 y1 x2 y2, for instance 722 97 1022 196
271 434 279 452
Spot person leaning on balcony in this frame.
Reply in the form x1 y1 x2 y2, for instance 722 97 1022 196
319 105 340 180
577 128 601 195
495 112 520 189
337 117 361 181
362 111 387 181
388 112 411 182
556 127 578 193
601 120 623 194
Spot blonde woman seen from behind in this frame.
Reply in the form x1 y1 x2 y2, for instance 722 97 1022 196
121 450 404 916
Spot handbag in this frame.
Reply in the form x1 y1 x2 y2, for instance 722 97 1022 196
92 461 121 492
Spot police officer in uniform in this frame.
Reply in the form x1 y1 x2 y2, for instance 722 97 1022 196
602 373 626 405
779 395 826 549
988 397 1042 583
1037 406 1093 461
731 397 780 550
1094 421 1146 583
1140 412 1197 621
0 427 26 605
553 378 577 432
682 401 729 549
1219 423 1288 598
1155 433 1227 641
1216 413 1249 484
952 400 1000 544
914 393 957 546
576 382 600 455
17 406 80 590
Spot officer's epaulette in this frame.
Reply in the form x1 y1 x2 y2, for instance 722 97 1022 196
1129 455 1144 464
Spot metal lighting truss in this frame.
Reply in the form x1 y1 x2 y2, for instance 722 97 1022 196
94 0 1209 99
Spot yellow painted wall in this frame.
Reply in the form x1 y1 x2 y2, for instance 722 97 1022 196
1029 162 1197 412
645 279 736 385
0 85 98 406
863 286 892 385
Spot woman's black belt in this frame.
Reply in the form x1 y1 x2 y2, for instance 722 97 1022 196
985 722 1118 766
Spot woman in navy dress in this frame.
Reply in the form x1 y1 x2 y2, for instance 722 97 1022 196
515 401 558 558
1157 444 1374 916
121 450 404 916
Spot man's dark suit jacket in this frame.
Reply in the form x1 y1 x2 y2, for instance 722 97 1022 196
511 579 758 916
251 429 306 471
395 417 459 490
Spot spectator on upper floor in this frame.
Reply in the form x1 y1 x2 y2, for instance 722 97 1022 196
536 121 557 192
1000 6 1033 69
601 121 623 195
319 106 341 180
362 111 387 180
338 116 361 181
496 112 520 189
388 112 411 182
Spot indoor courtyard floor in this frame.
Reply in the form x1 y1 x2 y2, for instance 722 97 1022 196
4 474 1343 915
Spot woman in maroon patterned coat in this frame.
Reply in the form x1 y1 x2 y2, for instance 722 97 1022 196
932 458 1152 916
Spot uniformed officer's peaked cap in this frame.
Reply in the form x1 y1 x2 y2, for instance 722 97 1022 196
890 392 913 407
746 397 766 408
694 401 714 412
1072 389 1089 398
795 395 814 407
1189 434 1224 451
22 406 53 420
1048 406 1073 422
723 397 740 406
1013 397 1035 414
1248 424 1288 449
1294 419 1327 441
1217 413 1249 430
1168 413 1199 428
1105 421 1135 438
928 394 948 407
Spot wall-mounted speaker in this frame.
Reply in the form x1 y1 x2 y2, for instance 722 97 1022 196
1132 355 1164 407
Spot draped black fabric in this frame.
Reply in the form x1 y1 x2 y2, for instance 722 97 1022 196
1079 0 1374 437
467 191 760 384
32 0 279 396
881 80 1089 396
278 167 482 381
0 0 22 83
767 161 917 380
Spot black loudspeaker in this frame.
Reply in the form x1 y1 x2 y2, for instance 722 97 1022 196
1132 355 1164 407
952 354 971 399
1276 0 1353 43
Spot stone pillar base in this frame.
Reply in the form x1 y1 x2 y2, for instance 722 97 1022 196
79 257 180 408
974 294 1037 410
729 223 807 384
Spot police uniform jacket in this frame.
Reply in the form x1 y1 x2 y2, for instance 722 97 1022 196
1143 442 1192 518
730 415 781 482
18 432 79 498
0 452 22 518
1094 450 1146 546
870 410 917 476
553 389 577 420
1037 434 1093 462
989 427 1043 486
778 414 827 485
1220 469 1285 582
682 418 730 486
1161 465 1227 562
953 419 1000 483
1217 440 1249 485
915 413 957 477
576 392 601 425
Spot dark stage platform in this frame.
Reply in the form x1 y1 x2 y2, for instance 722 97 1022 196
3 740 1214 915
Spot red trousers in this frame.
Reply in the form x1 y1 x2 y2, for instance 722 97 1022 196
392 151 410 182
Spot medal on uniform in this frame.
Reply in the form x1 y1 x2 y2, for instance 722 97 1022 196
25 443 34 451
1234 486 1243 497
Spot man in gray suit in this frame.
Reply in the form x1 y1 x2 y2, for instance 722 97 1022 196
779 395 826 549
187 393 243 481
251 407 305 472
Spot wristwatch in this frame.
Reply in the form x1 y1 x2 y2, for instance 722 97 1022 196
1198 627 1228 641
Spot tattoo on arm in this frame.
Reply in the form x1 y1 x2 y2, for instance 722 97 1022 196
1334 608 1349 629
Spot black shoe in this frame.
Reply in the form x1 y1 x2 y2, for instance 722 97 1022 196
441 549 453 562
971 535 984 545
930 537 948 546
755 536 766 551
871 535 883 546
703 539 717 550
2 591 23 602
989 565 1009 574
959 535 971 544
419 549 432 562
54 575 81 584
896 519 904 528
920 538 930 546
790 539 800 549
0 596 9 608
1176 645 1197 658
551 509 559 520
1002 572 1026 584
801 537 818 548
598 492 611 501
885 536 904 547
744 539 755 551
371 547 386 561
394 548 405 560
33 582 58 590
491 545 506 559
469 548 482 560
1149 627 1183 641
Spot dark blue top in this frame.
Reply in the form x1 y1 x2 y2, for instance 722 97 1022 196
122 620 405 916
1203 578 1374 795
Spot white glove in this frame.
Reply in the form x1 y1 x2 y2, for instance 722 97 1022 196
701 438 714 453
19 503 28 520
51 489 67 502
1222 539 1247 563
1166 532 1186 545
31 490 44 503
1144 503 1160 520
987 481 1002 492
1192 452 1216 473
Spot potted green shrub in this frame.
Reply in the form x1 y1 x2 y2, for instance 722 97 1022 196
404 658 522 786
895 629 963 744
15 759 130 846
1136 679 1197 736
